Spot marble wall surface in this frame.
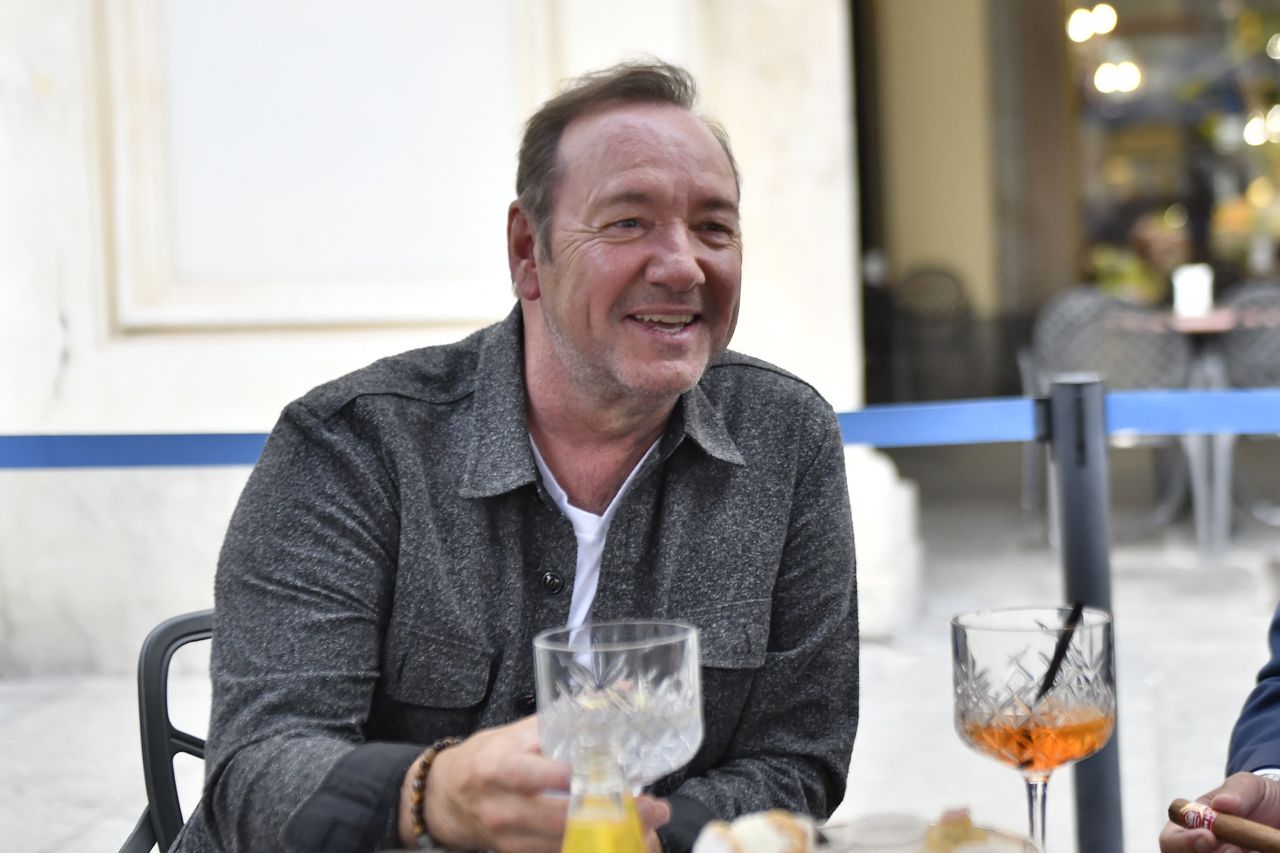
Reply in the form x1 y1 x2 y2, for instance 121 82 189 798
1 0 918 674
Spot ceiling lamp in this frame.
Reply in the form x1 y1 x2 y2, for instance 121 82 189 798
1091 4 1118 36
1094 62 1118 93
1244 111 1269 146
1067 4 1118 43
1114 60 1141 92
1094 60 1141 94
1068 8 1095 42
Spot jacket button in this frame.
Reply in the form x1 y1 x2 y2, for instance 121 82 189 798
541 572 565 594
515 692 537 715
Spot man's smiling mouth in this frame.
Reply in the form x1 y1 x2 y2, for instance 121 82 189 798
631 313 696 333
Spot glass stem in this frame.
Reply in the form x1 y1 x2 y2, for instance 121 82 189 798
1023 772 1050 852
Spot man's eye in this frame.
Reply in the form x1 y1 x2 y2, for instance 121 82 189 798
611 218 641 229
699 222 735 236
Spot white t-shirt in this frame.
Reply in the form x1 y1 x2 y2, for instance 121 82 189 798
529 436 659 633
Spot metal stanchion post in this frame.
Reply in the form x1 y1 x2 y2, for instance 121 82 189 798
1047 375 1123 853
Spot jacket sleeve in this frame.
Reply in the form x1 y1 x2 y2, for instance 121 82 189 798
658 405 858 852
1228 602 1280 774
198 399 419 852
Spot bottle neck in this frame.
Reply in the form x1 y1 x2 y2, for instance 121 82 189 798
569 749 631 800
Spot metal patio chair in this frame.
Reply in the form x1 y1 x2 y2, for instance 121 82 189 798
1213 280 1280 546
119 609 213 853
1020 286 1210 548
890 266 976 401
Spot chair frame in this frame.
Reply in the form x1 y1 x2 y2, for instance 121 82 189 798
1211 280 1280 548
1019 287 1211 550
119 609 213 853
890 265 977 401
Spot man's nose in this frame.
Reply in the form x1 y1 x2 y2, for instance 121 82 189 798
647 226 706 292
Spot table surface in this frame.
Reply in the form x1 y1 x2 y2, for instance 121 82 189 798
1167 307 1237 334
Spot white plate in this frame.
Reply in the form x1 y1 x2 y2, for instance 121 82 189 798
821 814 1038 852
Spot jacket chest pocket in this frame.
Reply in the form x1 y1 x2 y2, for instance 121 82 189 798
652 598 769 791
687 598 770 670
378 627 496 738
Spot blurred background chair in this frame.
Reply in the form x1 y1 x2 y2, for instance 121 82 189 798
120 609 213 853
1019 286 1210 549
1212 280 1280 547
890 266 976 401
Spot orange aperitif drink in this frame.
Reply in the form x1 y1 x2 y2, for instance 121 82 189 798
962 704 1115 773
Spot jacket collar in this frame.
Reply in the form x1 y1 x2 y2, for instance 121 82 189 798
458 307 537 498
459 305 745 499
669 378 747 466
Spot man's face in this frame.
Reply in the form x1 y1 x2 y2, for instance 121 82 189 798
515 102 742 404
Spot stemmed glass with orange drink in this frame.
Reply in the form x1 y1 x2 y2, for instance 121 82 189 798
950 606 1116 852
534 620 703 853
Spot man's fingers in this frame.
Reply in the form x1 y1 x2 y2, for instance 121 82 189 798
479 792 569 841
501 751 572 793
482 713 542 755
1207 791 1246 814
1158 823 1216 853
1209 772 1280 825
526 793 571 836
635 795 671 831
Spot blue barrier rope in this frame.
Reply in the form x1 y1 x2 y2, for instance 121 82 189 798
834 388 1280 448
837 397 1036 447
0 434 268 469
4 389 1280 467
1107 389 1280 436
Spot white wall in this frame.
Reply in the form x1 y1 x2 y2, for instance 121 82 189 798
0 0 873 674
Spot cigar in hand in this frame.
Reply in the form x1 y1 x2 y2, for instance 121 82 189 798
1169 798 1280 853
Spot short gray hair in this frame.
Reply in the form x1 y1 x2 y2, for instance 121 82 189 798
515 59 740 258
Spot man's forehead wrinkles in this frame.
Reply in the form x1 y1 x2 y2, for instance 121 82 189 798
597 189 655 207
585 184 740 219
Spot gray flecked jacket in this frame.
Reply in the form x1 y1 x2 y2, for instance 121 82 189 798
174 306 858 853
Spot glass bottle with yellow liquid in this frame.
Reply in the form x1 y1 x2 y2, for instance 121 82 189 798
561 749 647 853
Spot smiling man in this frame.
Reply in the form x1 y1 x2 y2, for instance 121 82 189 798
513 98 744 516
175 61 857 853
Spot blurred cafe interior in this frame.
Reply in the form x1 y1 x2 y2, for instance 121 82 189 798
856 0 1280 564
858 0 1280 403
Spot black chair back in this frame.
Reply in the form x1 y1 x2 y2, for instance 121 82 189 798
119 609 213 853
890 266 975 399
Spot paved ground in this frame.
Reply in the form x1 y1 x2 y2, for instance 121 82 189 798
831 444 1280 852
3 443 1279 852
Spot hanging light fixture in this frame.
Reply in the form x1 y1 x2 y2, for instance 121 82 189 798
1094 62 1119 93
1091 4 1118 36
1067 3 1119 43
1068 8 1095 42
1114 60 1142 92
1244 110 1269 146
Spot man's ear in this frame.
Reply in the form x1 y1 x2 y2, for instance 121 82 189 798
507 203 541 300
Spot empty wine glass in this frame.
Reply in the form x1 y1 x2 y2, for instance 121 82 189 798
533 619 703 790
951 606 1115 852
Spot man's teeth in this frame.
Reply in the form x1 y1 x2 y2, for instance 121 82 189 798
635 314 694 325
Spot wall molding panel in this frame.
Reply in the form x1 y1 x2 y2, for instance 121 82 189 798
98 0 527 332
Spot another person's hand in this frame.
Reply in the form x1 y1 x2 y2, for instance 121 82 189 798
1159 771 1280 852
408 715 670 853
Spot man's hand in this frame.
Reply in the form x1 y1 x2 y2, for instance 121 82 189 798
1159 772 1280 852
400 716 670 853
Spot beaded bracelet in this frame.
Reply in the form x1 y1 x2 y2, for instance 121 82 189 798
410 736 464 848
